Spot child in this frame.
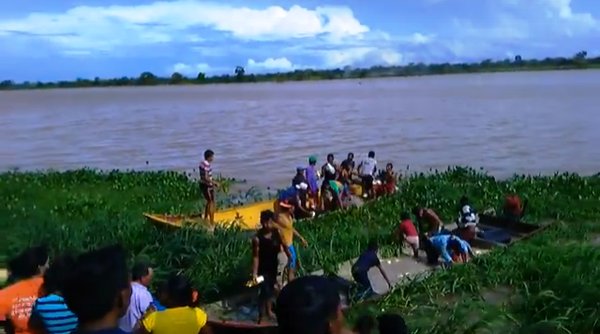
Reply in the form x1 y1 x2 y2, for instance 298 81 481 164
351 240 392 300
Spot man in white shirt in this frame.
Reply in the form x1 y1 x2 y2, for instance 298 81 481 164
118 261 154 332
358 151 377 199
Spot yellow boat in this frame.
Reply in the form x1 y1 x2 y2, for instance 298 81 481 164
144 199 275 231
144 183 368 231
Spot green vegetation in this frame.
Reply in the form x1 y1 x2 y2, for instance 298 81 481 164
1 167 600 332
0 51 598 90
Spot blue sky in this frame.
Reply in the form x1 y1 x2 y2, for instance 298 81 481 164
1 0 599 81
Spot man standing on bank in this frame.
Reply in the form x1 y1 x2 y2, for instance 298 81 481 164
199 149 219 224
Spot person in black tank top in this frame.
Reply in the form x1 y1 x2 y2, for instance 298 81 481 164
252 210 283 323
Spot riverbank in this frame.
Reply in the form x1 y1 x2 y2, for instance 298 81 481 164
2 167 600 331
1 54 599 90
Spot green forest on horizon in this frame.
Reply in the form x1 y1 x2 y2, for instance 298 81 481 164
1 50 597 90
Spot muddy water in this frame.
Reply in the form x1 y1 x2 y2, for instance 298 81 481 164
1 70 599 188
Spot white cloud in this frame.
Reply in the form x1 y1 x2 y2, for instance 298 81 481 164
247 57 295 71
171 62 211 76
0 1 369 53
322 47 402 68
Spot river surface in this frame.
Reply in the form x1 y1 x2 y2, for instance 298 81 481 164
2 70 599 188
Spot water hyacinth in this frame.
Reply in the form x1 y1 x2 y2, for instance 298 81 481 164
1 167 600 332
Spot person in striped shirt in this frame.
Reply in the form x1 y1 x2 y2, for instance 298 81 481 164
31 255 78 334
199 149 219 224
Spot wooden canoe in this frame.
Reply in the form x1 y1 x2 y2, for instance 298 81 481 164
203 218 553 334
144 200 275 231
144 184 369 231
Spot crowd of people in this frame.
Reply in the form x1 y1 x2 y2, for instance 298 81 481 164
0 243 411 334
198 149 400 223
1 149 526 334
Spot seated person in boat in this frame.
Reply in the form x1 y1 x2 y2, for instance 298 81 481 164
503 194 526 223
276 276 355 334
321 180 344 212
351 240 392 299
428 234 474 267
274 183 314 219
305 156 320 209
138 274 211 334
456 196 480 242
357 151 378 199
376 163 397 197
275 201 309 283
251 210 289 324
395 212 419 258
412 206 445 236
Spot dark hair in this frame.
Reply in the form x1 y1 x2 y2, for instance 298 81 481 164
327 153 334 160
9 245 49 280
354 314 376 334
459 195 469 208
368 151 375 158
131 260 151 282
367 240 378 251
400 211 411 221
347 152 354 159
260 210 275 225
276 275 341 334
386 163 393 169
412 206 422 217
43 254 75 294
340 160 350 170
204 149 214 160
378 313 409 334
63 244 130 324
164 273 194 308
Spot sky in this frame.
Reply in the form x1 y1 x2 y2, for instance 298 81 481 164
0 0 599 82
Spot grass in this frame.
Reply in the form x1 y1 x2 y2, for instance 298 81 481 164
1 167 600 332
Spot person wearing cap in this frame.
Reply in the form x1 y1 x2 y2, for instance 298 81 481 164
305 156 320 209
456 196 480 242
428 234 474 267
274 197 308 283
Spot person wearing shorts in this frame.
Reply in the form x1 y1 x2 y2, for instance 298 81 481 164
395 212 420 258
199 149 219 224
357 151 377 199
252 210 287 324
275 200 308 283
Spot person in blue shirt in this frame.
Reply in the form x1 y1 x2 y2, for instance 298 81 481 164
429 235 474 267
351 240 392 300
276 183 313 218
31 255 79 334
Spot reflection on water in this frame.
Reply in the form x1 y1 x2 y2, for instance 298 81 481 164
1 70 599 188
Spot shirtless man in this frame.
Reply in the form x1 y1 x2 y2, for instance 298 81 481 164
412 206 445 236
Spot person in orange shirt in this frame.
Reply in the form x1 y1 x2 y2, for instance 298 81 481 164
0 245 49 334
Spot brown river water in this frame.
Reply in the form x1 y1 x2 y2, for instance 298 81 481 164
1 70 599 188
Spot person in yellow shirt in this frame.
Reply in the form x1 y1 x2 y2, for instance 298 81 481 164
275 201 308 284
138 274 212 334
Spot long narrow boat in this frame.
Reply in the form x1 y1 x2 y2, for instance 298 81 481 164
144 200 275 230
203 218 553 334
144 184 368 231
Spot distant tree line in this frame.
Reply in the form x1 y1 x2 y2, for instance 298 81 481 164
1 51 598 90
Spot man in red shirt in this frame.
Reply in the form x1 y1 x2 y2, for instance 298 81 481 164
395 212 419 258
